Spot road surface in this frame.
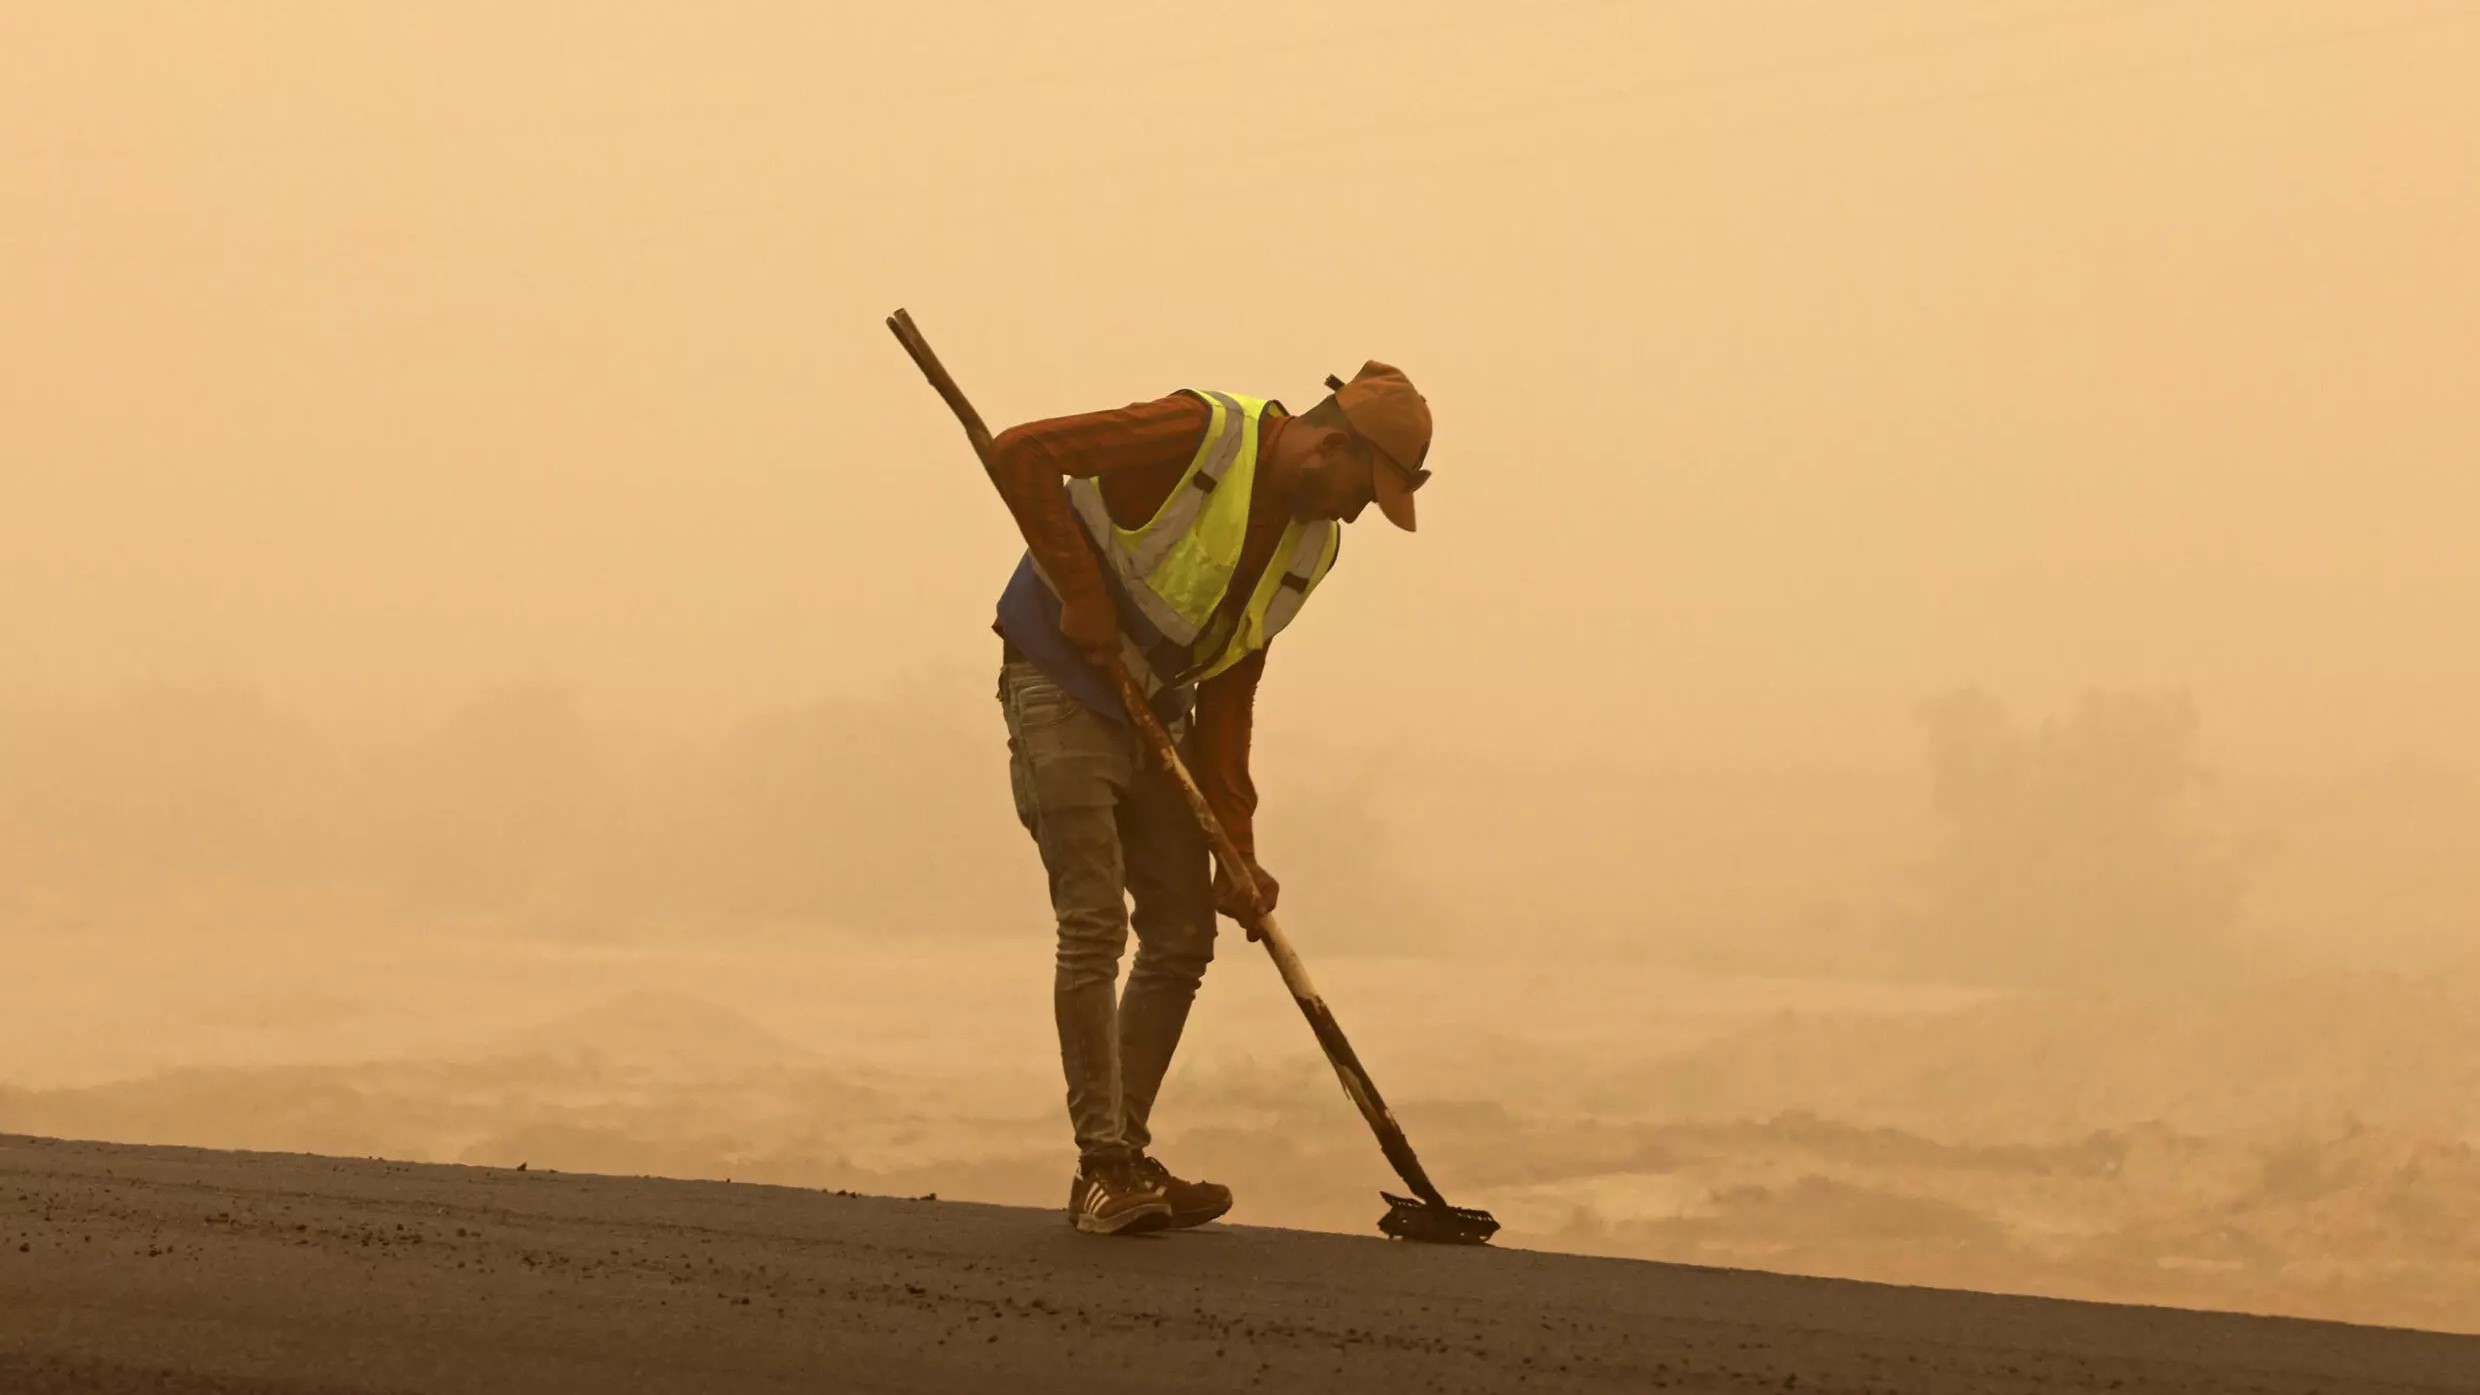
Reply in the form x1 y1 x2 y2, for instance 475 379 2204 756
3 1133 2473 1393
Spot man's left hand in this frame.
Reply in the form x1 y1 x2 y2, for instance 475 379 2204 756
1213 859 1279 941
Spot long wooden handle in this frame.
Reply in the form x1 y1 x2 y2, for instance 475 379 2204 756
887 308 997 477
885 306 1448 1208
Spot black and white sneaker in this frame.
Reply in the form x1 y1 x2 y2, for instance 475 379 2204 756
1132 1153 1233 1229
1067 1157 1172 1235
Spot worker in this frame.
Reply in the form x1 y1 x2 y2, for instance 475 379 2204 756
988 362 1433 1235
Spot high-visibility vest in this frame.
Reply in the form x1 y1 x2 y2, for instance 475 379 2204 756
1047 389 1340 697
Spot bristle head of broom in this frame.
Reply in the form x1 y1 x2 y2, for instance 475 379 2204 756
1378 1192 1499 1245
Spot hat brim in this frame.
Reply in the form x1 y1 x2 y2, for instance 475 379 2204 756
1371 455 1418 532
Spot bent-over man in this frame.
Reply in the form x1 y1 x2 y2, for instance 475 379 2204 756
988 362 1434 1234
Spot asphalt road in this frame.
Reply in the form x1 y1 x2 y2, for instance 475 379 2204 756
3 1134 2474 1394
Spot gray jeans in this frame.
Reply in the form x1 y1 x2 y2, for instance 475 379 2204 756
998 658 1218 1166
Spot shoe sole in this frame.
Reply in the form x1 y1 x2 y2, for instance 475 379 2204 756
1162 1199 1232 1230
1072 1201 1173 1236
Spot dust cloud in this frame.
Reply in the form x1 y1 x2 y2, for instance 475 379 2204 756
6 0 2478 1336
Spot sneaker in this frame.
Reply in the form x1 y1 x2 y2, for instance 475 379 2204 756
1067 1157 1172 1236
1132 1154 1233 1229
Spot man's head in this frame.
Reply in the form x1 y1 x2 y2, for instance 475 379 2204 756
1270 361 1432 530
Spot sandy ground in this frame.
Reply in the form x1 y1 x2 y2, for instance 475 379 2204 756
8 924 2480 1333
4 1134 2475 1395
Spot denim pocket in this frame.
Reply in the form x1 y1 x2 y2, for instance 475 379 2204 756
1006 663 1084 733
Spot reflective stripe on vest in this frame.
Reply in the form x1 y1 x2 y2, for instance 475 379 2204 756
1195 517 1338 682
1065 390 1257 648
1053 389 1339 696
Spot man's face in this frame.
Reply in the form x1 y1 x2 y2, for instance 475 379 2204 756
1290 428 1381 523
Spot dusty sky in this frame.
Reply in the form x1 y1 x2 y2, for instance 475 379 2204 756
7 7 2480 1333
5 0 2476 769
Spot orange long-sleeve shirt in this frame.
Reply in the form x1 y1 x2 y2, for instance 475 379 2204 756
989 392 1294 859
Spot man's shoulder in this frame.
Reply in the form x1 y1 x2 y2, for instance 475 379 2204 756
1067 391 1214 455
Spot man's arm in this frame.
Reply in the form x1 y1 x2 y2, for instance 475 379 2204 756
988 395 1208 665
1193 648 1279 928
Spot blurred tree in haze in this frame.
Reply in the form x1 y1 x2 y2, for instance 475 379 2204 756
350 686 614 918
682 671 1030 933
1886 688 2246 987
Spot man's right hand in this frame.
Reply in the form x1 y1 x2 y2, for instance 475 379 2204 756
1214 859 1279 942
1061 594 1123 672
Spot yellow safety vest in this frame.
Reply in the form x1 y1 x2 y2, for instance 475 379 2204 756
1057 390 1340 696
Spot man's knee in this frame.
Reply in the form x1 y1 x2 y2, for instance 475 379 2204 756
1055 908 1130 993
1030 793 1129 993
1130 914 1216 989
